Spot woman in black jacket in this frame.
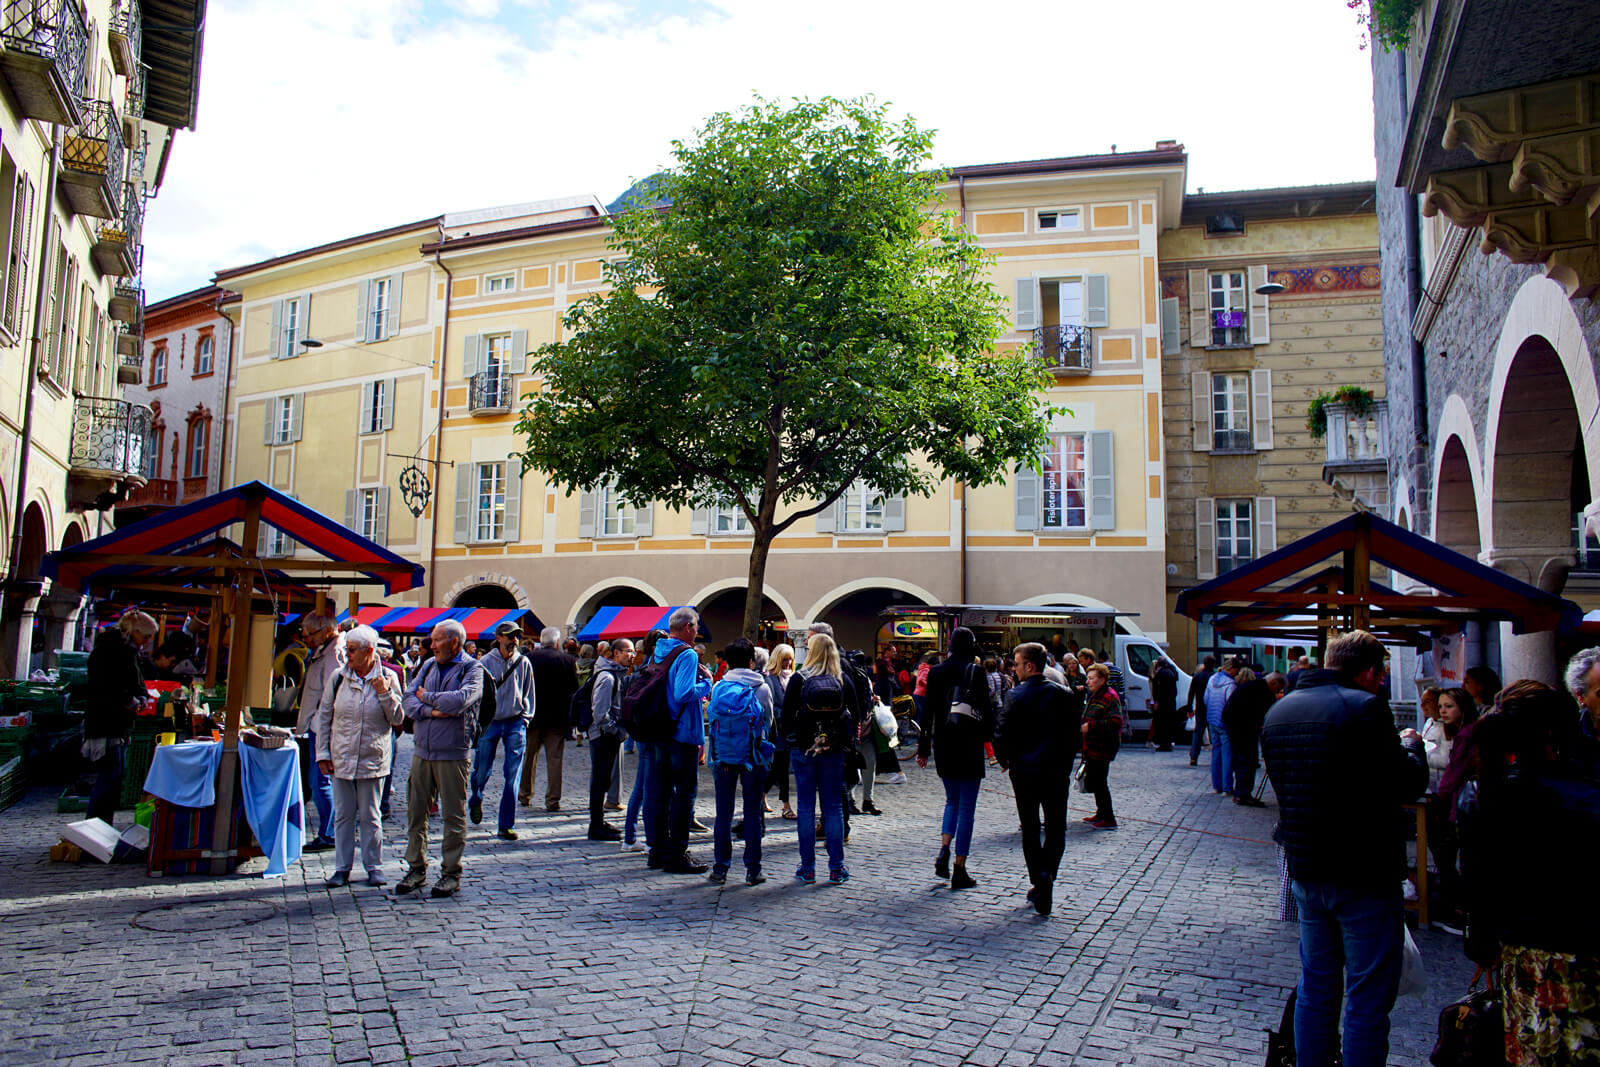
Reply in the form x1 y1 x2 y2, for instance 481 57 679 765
1219 667 1277 806
915 627 994 889
85 610 158 822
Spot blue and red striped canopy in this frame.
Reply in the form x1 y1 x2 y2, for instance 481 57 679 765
575 605 690 642
43 481 424 596
336 606 544 640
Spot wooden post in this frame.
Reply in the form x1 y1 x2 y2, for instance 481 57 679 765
209 489 263 875
205 589 225 687
1350 514 1373 633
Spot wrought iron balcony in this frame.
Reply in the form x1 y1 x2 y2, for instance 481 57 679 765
468 371 513 414
0 0 87 126
93 184 143 277
118 478 175 509
1031 324 1093 374
109 283 142 325
70 396 152 482
108 0 140 77
60 99 125 220
122 62 144 141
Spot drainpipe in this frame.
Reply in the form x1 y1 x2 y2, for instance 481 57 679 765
1398 52 1430 535
427 241 454 605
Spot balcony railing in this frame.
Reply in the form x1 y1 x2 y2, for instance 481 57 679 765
70 397 152 481
109 0 140 78
109 282 142 325
118 478 175 509
1323 401 1389 465
1032 324 1093 374
117 353 141 384
93 183 143 277
122 61 144 139
0 0 87 126
468 371 513 413
181 475 208 502
115 321 142 357
60 99 125 219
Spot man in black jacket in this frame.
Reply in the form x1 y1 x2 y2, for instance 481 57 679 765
520 627 578 811
994 642 1082 915
1261 630 1426 1067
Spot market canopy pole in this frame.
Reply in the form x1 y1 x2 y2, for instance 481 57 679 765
209 488 263 876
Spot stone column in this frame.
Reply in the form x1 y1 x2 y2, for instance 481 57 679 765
37 592 85 669
1481 547 1574 688
0 579 46 680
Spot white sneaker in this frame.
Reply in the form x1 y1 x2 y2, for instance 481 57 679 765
886 773 907 785
621 840 644 853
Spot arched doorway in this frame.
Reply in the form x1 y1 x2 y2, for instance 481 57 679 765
1435 435 1482 559
4 502 51 677
40 523 88 665
451 584 519 610
813 585 933 659
1490 336 1583 570
696 587 786 647
569 583 663 635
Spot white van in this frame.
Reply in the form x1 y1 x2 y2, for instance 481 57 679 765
1114 635 1192 738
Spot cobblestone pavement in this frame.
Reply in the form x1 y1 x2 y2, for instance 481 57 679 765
0 741 1473 1066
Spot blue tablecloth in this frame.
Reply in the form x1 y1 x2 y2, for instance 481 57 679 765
141 740 303 878
143 741 223 808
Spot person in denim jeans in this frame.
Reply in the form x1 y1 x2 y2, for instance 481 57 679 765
707 639 773 885
917 627 995 890
620 631 664 853
1262 630 1426 1067
644 609 713 874
782 632 853 884
469 622 535 840
296 612 344 851
1203 657 1241 794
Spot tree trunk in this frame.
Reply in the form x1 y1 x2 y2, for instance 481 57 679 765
741 528 777 641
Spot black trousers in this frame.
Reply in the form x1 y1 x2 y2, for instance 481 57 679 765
764 748 790 804
1083 757 1114 821
1010 764 1068 886
1151 702 1177 748
588 733 621 829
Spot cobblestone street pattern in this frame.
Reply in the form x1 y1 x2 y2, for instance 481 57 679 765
0 745 1473 1065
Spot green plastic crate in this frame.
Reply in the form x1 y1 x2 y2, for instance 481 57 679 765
57 787 88 813
119 735 157 808
0 757 23 811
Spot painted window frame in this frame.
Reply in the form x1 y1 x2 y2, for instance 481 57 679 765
1040 432 1088 531
598 483 636 537
275 394 295 444
363 378 386 435
369 277 390 341
484 272 516 294
1036 209 1082 232
150 345 168 387
475 461 507 542
195 332 214 376
1211 372 1252 452
839 480 885 533
1215 498 1254 574
1208 270 1250 347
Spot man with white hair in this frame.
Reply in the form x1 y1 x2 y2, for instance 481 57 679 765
297 611 343 852
520 626 579 812
1565 646 1600 775
399 618 483 898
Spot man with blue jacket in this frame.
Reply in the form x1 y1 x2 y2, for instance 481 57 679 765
645 606 713 875
1203 657 1241 795
399 618 483 898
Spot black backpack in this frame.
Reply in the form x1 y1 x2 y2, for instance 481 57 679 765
619 646 695 743
570 672 599 732
793 673 851 753
475 660 499 731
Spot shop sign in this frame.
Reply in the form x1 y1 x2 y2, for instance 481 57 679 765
961 610 1109 629
888 619 939 640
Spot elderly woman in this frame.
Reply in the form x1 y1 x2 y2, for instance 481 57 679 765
1081 663 1124 830
315 624 405 887
85 610 158 823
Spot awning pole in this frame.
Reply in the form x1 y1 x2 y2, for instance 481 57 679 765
1351 514 1373 632
210 490 262 875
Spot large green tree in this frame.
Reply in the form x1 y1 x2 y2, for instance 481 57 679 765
515 96 1054 639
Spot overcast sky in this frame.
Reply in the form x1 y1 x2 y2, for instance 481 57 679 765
143 0 1381 299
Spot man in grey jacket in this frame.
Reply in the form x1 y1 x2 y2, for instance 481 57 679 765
586 638 633 841
297 612 342 852
470 622 536 840
399 618 483 898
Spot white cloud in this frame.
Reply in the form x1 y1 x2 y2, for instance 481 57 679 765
143 0 1379 299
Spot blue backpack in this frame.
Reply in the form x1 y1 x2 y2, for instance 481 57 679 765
706 678 772 771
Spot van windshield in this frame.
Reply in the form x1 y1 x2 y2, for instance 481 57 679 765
1126 643 1161 678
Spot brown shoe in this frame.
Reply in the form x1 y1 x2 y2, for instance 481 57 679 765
545 800 561 812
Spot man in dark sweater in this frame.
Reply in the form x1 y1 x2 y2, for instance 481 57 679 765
1261 630 1426 1067
994 642 1082 916
520 627 579 811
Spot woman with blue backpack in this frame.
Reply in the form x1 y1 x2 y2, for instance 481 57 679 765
782 631 853 884
705 638 775 885
917 627 996 890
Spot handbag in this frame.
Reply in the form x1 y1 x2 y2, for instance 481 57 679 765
1430 967 1503 1067
1073 761 1089 793
948 664 984 723
1264 991 1295 1067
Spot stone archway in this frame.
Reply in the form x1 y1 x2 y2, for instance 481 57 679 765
567 580 666 631
442 571 529 611
1434 434 1483 560
450 584 519 610
39 522 89 665
807 582 935 657
3 502 52 677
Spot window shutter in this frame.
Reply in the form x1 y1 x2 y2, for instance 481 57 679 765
1254 496 1277 556
510 328 528 375
343 489 358 531
263 397 275 445
1191 371 1212 453
462 333 480 378
503 468 522 543
689 506 709 535
1085 274 1109 328
354 280 369 343
385 273 402 338
1195 498 1217 580
374 488 390 547
577 488 596 538
1248 265 1270 344
269 300 284 360
358 381 375 433
301 292 313 341
1014 464 1040 531
454 463 474 544
382 377 396 431
289 393 304 442
633 502 653 537
1188 269 1209 349
257 521 269 558
1013 277 1037 331
814 496 836 533
1161 297 1181 356
1088 430 1114 531
882 492 906 532
1251 368 1274 450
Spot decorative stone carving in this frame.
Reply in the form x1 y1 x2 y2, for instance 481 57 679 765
1480 200 1599 263
1442 75 1600 163
1511 129 1600 206
1423 163 1541 227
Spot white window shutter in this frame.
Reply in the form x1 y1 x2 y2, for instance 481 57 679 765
462 333 480 379
1014 464 1040 531
343 489 358 531
1085 274 1109 328
269 300 284 360
882 492 906 532
454 464 474 544
289 393 304 442
689 506 709 535
1248 265 1270 344
1195 498 1217 580
1251 368 1274 450
1088 430 1114 531
301 292 313 341
385 273 402 338
577 488 597 538
1254 496 1277 556
263 397 275 445
374 488 389 547
1161 297 1181 356
354 280 369 344
382 377 396 431
510 328 528 374
256 521 269 557
1188 269 1210 349
633 502 653 537
1191 371 1212 453
814 496 835 533
358 381 375 433
503 468 522 543
1013 277 1038 331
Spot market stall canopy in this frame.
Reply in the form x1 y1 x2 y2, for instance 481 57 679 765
577 606 705 643
60 536 320 610
43 482 424 596
335 606 545 640
1175 512 1581 641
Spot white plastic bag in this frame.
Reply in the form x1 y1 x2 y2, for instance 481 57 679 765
1397 925 1427 998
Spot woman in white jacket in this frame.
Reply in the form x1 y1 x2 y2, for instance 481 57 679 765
315 625 405 887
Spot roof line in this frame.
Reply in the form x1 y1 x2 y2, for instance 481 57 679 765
213 216 444 282
420 212 613 254
944 147 1188 180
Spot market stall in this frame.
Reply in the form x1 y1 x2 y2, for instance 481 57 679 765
336 605 545 643
43 481 424 875
575 605 705 643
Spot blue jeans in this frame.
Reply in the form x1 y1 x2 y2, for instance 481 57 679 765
625 741 654 846
712 762 765 875
1188 713 1207 761
306 729 335 840
469 718 526 832
1209 721 1232 793
940 776 981 857
792 750 845 876
1291 880 1405 1067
